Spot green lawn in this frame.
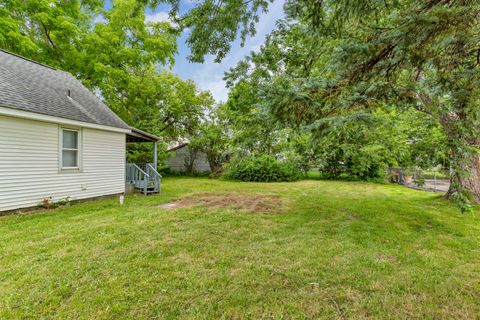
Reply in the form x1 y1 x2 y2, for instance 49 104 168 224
1 178 480 319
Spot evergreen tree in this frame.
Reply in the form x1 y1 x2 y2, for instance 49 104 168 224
225 0 480 209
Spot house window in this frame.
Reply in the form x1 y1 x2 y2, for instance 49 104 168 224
61 128 80 169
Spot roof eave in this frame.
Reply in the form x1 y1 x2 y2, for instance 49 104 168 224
0 105 131 133
127 127 161 143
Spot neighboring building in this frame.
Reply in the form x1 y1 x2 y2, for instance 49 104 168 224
167 143 211 174
0 49 161 212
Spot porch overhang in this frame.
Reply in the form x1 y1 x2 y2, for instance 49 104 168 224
127 127 161 143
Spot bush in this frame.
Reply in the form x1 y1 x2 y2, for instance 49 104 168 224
223 155 303 182
159 167 210 177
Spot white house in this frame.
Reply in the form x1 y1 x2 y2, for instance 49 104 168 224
0 49 161 212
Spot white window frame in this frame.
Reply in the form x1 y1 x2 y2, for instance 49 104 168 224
59 127 82 171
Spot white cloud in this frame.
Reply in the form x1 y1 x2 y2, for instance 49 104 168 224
92 14 107 25
145 11 170 23
201 80 229 102
146 11 180 29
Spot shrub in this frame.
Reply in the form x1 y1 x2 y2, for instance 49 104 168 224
223 155 303 182
39 196 71 209
159 167 210 177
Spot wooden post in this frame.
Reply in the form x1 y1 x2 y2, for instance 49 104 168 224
153 141 158 170
144 174 147 195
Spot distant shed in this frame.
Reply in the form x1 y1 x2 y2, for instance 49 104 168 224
167 143 211 173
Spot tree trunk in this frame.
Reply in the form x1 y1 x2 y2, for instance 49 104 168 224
439 114 480 204
445 154 480 204
207 155 223 177
184 148 197 174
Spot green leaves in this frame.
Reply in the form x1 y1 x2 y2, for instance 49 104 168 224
0 0 179 92
223 154 303 182
221 0 480 206
173 0 272 62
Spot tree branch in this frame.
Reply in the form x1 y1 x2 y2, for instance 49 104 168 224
40 22 55 49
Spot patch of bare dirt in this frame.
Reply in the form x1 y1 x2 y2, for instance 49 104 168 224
158 203 179 209
157 192 283 213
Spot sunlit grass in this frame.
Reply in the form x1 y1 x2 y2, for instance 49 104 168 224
1 177 479 319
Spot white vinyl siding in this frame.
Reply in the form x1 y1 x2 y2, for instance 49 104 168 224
0 115 126 211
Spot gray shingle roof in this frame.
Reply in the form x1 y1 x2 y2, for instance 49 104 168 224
0 49 130 130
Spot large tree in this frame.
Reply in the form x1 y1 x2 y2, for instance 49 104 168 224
278 0 480 207
0 0 274 64
174 0 480 207
221 0 480 208
0 0 177 81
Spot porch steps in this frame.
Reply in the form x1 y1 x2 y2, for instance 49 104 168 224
126 163 162 195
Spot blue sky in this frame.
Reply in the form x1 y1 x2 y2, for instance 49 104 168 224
145 1 286 102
